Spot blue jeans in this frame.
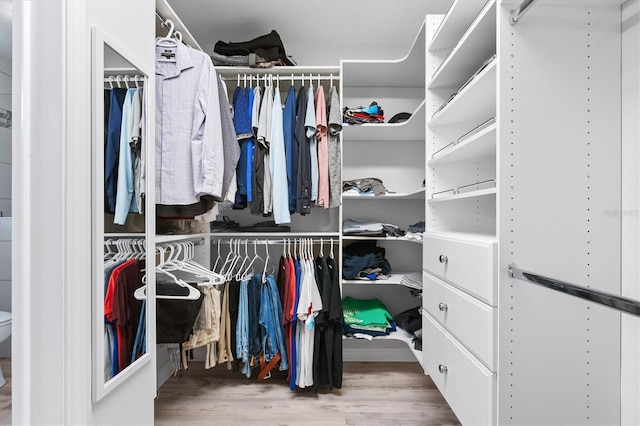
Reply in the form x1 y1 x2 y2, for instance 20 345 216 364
259 274 289 370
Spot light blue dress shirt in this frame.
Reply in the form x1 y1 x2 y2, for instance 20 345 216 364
114 88 138 225
270 90 291 224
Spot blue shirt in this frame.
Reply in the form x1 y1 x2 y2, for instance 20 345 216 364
105 88 127 214
114 88 138 225
283 86 297 212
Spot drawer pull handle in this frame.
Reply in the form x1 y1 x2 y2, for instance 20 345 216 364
439 255 448 264
438 364 448 374
438 302 448 312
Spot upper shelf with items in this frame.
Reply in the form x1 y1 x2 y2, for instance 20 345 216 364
342 100 425 141
428 0 496 90
341 21 425 88
428 0 490 53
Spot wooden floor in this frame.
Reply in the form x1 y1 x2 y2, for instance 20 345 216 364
0 359 461 425
155 361 461 426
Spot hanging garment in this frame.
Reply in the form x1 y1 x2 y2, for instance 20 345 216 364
327 86 343 208
105 87 127 214
295 87 311 214
233 86 253 208
258 85 273 215
270 90 291 224
289 257 301 390
181 285 222 370
155 42 225 205
217 282 235 369
313 255 343 391
259 274 289 371
114 88 139 225
296 256 323 388
305 85 319 203
131 87 145 214
315 85 329 208
218 76 242 201
283 86 298 212
104 259 144 374
252 85 262 135
103 259 127 381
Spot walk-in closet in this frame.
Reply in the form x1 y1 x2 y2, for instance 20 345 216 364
3 0 640 425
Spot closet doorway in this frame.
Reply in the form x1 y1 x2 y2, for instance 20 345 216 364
0 0 12 423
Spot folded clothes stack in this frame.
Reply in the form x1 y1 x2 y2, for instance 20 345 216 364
342 101 384 124
342 240 392 281
342 177 387 196
342 296 396 338
400 272 423 290
343 219 405 238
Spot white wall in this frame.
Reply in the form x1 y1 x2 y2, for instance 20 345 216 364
12 0 155 424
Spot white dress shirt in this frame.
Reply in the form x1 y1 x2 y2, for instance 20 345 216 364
155 40 224 205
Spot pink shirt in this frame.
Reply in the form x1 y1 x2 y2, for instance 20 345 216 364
315 86 329 208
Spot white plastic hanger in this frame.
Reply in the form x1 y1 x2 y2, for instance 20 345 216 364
159 19 175 42
108 76 115 89
134 246 201 300
124 75 131 89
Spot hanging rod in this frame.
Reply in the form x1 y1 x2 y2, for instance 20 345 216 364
210 237 339 245
508 264 640 317
104 238 205 247
510 0 538 25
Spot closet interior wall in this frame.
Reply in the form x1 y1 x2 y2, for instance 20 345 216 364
498 1 626 424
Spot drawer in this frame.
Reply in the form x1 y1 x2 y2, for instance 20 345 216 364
422 312 496 426
423 272 496 371
423 233 497 306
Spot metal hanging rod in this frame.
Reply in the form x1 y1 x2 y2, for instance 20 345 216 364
210 237 338 245
510 0 538 25
508 264 640 317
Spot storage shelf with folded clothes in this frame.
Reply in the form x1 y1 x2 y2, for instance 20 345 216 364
342 219 424 243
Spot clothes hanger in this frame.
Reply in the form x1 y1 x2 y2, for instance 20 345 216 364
115 75 123 88
240 239 263 281
330 73 333 88
124 75 130 89
107 76 115 89
319 238 324 258
134 75 140 88
212 239 222 273
234 239 250 281
134 246 201 301
329 238 334 259
158 19 175 42
174 30 183 43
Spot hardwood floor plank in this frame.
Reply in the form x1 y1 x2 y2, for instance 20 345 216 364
155 362 460 426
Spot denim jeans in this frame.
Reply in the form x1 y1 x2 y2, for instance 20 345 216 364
236 279 250 377
259 274 289 370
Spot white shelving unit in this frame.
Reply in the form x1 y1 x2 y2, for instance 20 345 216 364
340 19 426 365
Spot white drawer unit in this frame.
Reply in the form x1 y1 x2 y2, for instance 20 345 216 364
423 271 496 371
422 311 496 426
423 232 497 306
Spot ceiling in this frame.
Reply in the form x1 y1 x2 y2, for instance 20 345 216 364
165 0 454 65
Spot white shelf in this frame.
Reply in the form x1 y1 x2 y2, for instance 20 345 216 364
214 65 340 77
429 123 497 165
342 271 422 285
422 230 497 245
104 232 145 239
428 187 496 203
341 22 425 88
342 100 425 141
429 59 496 127
155 233 210 244
344 327 423 368
428 0 490 53
342 236 423 244
428 0 496 89
342 188 425 200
